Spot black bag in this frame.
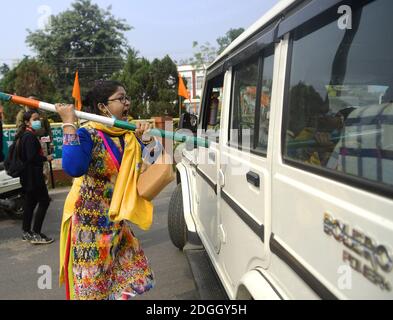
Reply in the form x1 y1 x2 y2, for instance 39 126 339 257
4 138 25 178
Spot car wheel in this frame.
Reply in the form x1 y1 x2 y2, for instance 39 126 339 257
6 195 24 220
168 183 187 250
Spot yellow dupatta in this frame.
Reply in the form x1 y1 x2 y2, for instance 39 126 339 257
89 122 154 228
59 122 154 288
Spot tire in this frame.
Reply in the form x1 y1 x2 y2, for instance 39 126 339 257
168 183 187 250
12 195 24 220
5 194 24 220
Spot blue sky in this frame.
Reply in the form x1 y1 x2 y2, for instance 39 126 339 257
0 0 278 66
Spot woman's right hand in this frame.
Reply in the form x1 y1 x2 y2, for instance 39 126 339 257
55 103 77 124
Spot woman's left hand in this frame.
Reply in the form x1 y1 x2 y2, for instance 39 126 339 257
135 122 153 142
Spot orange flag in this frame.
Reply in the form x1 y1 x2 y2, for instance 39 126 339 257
72 71 82 111
178 74 190 100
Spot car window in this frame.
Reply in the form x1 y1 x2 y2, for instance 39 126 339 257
230 57 259 149
283 0 393 189
229 48 274 154
201 75 224 141
257 51 274 153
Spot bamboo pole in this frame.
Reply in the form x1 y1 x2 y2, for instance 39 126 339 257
0 92 209 148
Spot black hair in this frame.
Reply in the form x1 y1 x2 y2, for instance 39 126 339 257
15 110 39 140
83 80 125 115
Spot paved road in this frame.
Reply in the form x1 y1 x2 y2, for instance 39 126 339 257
0 182 198 300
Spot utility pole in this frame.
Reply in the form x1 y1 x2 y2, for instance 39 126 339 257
179 96 182 119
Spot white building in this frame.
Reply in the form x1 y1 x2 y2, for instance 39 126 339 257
178 64 206 115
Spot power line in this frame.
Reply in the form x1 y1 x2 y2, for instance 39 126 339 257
58 56 122 60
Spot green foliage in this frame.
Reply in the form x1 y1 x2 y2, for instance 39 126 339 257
183 27 245 67
0 64 10 78
149 101 177 118
149 56 178 104
113 51 179 119
0 58 59 124
1 0 191 122
26 0 131 99
188 41 217 68
3 58 56 99
217 27 245 55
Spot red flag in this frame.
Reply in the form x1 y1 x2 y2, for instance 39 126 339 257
72 71 82 111
178 74 190 100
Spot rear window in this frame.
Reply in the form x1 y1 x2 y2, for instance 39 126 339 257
230 56 259 149
283 0 393 192
229 47 274 154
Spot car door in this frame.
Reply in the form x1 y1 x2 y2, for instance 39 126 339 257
194 74 225 254
271 0 393 299
218 46 275 289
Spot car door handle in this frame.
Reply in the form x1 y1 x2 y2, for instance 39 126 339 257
246 171 260 188
209 152 216 162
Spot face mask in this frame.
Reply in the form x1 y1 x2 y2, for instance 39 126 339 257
104 106 117 121
31 120 42 131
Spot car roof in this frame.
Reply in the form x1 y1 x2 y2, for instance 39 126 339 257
207 0 298 71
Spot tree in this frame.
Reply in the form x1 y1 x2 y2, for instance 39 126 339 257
184 27 245 68
0 58 59 123
113 52 179 118
149 55 179 117
188 41 217 68
0 64 10 78
217 27 245 55
26 0 131 99
114 49 152 119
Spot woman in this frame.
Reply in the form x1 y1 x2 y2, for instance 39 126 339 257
18 110 54 244
57 81 155 300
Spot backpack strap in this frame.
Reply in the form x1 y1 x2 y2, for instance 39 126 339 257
15 131 30 160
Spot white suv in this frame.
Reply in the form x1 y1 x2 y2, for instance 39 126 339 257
168 0 393 300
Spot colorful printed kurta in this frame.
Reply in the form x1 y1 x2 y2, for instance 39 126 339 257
61 126 154 300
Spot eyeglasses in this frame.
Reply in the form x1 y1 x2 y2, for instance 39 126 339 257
108 95 130 104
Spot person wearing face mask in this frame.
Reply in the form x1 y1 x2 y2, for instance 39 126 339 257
55 80 156 300
16 110 54 244
16 96 53 185
16 96 53 139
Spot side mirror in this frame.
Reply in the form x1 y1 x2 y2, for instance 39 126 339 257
179 112 198 134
